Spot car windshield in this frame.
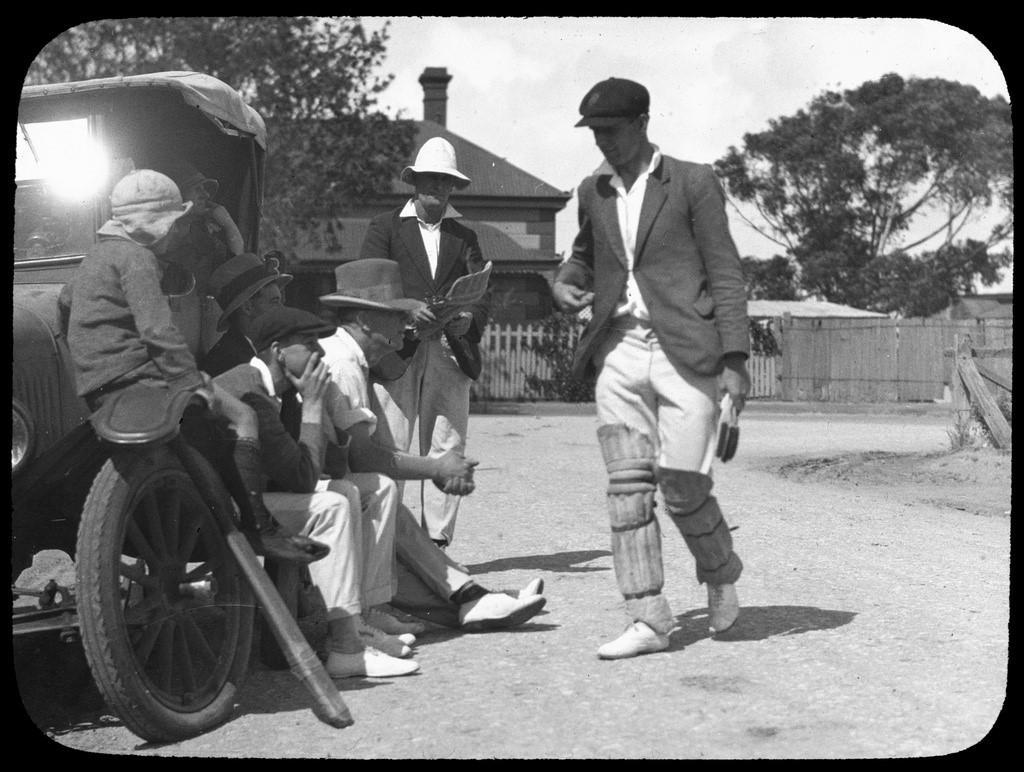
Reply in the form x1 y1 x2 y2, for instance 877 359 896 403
14 118 107 262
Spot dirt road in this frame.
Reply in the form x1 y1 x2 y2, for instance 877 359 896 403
15 408 1010 758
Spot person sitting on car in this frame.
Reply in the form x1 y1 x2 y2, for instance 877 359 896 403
57 168 328 566
158 159 245 295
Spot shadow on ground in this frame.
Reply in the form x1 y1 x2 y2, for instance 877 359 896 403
669 605 858 648
465 549 611 575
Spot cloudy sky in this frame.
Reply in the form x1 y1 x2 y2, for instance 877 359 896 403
363 16 1012 292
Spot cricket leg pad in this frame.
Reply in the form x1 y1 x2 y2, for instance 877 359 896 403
598 424 674 634
659 467 743 586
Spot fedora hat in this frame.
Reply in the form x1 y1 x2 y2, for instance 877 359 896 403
95 169 194 246
319 259 423 313
209 252 293 331
399 137 471 189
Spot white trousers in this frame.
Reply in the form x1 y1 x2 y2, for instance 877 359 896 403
373 337 470 544
316 473 398 610
595 321 719 470
264 488 360 622
264 473 398 621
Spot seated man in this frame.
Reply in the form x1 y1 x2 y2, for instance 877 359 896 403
208 305 418 677
201 251 292 377
318 258 547 631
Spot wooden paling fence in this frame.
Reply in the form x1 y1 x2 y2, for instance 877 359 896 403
948 333 1012 448
472 321 776 401
471 317 1012 404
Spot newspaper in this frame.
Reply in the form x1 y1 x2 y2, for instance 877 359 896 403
414 261 492 338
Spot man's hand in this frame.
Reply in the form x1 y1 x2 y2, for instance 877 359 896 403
432 449 479 496
445 311 473 337
408 302 436 328
552 281 595 313
720 353 751 414
287 352 331 411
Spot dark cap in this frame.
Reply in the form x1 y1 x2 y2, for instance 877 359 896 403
249 306 336 353
575 77 650 127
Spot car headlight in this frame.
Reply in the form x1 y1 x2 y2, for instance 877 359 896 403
12 400 35 475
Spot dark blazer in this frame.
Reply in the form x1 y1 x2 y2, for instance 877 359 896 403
359 206 491 380
213 364 325 493
556 156 750 381
200 327 256 377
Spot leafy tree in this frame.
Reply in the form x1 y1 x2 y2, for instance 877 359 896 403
23 16 418 255
716 73 1012 312
741 255 799 300
863 240 1012 317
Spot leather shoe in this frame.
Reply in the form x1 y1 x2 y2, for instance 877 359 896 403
357 619 413 658
707 583 739 634
458 592 546 632
245 524 330 565
365 607 427 636
518 578 545 598
597 622 670 660
326 648 419 678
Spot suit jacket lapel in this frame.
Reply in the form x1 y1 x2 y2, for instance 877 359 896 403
596 176 628 269
633 162 668 266
398 217 435 288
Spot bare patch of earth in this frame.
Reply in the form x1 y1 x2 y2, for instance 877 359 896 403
772 447 1012 517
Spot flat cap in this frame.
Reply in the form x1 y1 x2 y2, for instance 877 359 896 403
248 306 336 353
575 77 650 127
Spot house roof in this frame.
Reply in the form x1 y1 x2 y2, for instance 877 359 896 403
390 121 572 202
748 300 888 319
292 216 556 267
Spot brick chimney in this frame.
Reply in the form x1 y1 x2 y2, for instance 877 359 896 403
419 67 452 126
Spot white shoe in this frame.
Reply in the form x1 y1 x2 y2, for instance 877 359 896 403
357 619 413 658
518 578 545 598
707 583 739 634
597 622 670 660
458 592 546 632
365 606 427 636
326 648 419 678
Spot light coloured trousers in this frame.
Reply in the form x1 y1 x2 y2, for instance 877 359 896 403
318 473 398 610
265 472 398 621
391 503 475 629
264 487 360 622
373 337 470 545
594 320 741 632
595 321 719 470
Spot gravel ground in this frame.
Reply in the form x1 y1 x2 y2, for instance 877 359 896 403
13 407 1010 759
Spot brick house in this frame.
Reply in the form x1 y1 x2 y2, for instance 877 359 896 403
285 67 572 323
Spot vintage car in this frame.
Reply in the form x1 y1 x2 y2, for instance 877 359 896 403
12 72 269 740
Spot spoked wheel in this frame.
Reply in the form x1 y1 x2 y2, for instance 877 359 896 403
75 442 254 742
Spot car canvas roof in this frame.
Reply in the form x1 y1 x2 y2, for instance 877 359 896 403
21 71 266 149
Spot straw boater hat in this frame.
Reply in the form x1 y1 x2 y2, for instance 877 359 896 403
399 137 471 189
95 170 194 246
209 252 293 331
318 259 423 314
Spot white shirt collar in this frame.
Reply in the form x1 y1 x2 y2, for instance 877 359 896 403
333 327 369 371
399 199 462 224
248 356 278 400
595 144 662 183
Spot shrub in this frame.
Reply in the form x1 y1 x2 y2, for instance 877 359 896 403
524 312 595 402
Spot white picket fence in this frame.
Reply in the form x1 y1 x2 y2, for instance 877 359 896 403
472 322 777 401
